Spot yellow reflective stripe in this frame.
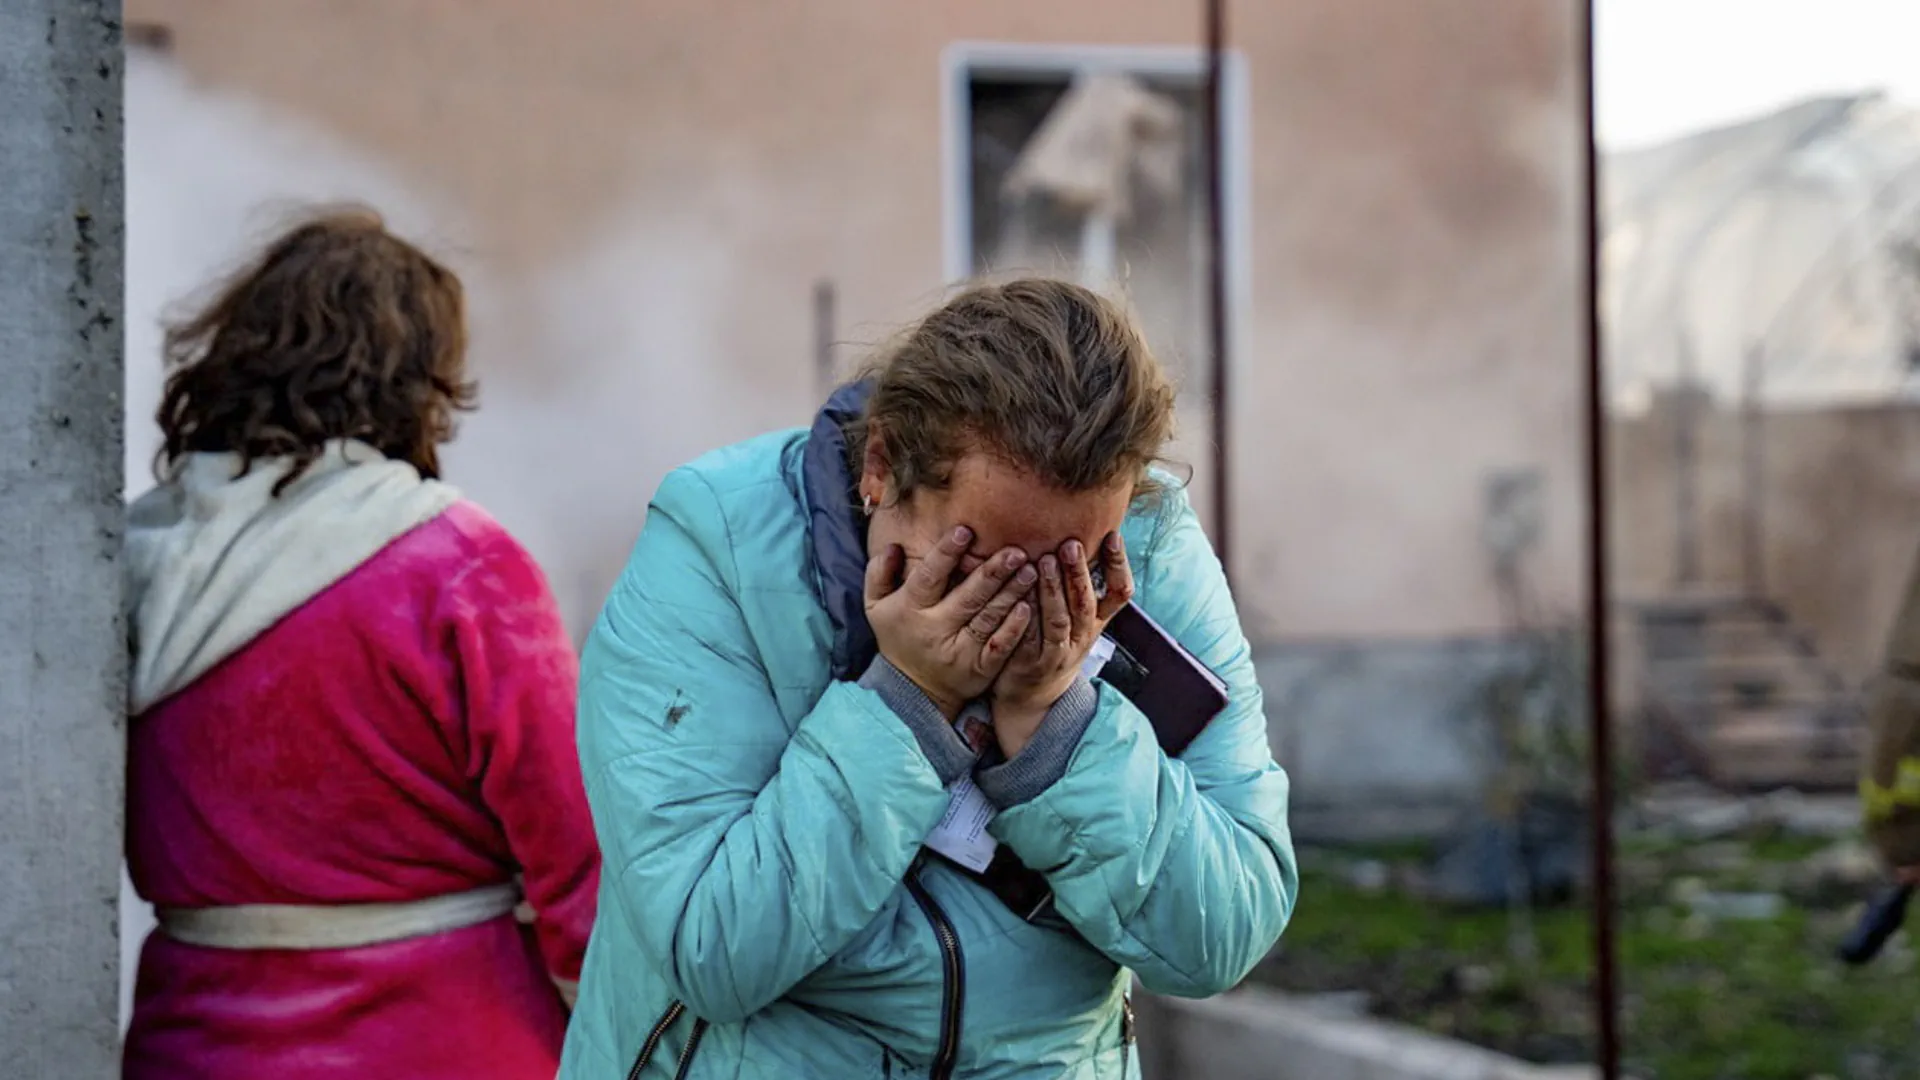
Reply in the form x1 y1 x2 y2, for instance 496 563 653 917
1861 757 1920 822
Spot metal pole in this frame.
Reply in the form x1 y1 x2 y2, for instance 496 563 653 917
813 279 837 398
1673 328 1700 585
1202 0 1231 579
1578 1 1621 1073
1741 343 1766 597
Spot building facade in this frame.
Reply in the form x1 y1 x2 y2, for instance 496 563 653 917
124 0 1588 647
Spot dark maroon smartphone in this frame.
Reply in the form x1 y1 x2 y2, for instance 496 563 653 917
1096 602 1229 757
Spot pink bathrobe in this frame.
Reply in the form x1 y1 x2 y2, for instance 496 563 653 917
121 444 599 1079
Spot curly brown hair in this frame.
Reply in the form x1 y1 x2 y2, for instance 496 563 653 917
848 278 1178 501
154 206 475 492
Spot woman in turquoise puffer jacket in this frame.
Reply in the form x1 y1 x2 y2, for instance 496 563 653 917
561 279 1298 1079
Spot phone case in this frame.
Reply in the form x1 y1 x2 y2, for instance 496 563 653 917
1098 602 1230 756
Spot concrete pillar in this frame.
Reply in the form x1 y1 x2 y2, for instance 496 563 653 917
0 3 127 1076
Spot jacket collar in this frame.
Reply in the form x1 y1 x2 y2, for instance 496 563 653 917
802 379 877 679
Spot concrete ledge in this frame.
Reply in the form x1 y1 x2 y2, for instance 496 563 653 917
1136 985 1604 1080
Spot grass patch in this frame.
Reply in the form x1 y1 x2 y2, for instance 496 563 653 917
1252 841 1916 1080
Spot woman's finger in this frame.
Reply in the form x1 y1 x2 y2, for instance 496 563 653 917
1038 555 1072 647
940 546 1026 624
1061 539 1098 636
982 601 1033 669
904 526 973 606
965 563 1037 643
863 544 905 607
1018 610 1043 652
1095 531 1134 621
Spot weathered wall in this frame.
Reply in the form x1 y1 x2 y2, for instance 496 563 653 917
1611 397 1920 683
1260 636 1538 838
1270 392 1920 833
0 2 126 1074
122 0 1587 646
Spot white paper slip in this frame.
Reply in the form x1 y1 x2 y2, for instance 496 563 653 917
924 773 999 872
1082 634 1118 680
924 703 1001 872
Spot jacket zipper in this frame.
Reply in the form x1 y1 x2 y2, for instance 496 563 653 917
904 864 965 1080
626 1001 686 1080
1120 993 1135 1075
671 1018 709 1080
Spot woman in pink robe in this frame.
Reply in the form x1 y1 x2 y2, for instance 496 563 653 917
121 208 599 1079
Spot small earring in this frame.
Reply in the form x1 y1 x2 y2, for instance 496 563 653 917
861 494 874 517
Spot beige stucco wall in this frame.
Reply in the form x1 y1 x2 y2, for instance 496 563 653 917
1611 399 1920 684
124 0 1587 642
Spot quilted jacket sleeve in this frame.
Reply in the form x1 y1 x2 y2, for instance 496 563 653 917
576 467 960 1024
985 486 1298 998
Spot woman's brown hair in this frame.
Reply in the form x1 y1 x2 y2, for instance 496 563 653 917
154 206 475 491
848 278 1178 502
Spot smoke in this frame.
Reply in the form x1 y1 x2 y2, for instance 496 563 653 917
124 51 457 496
120 49 785 1028
124 46 795 628
441 202 774 636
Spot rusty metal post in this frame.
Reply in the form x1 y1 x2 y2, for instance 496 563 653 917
1673 328 1701 585
1578 2 1621 1073
1741 343 1766 598
813 279 837 398
1202 0 1231 579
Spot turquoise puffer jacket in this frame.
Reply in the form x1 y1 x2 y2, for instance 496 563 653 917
561 394 1297 1080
